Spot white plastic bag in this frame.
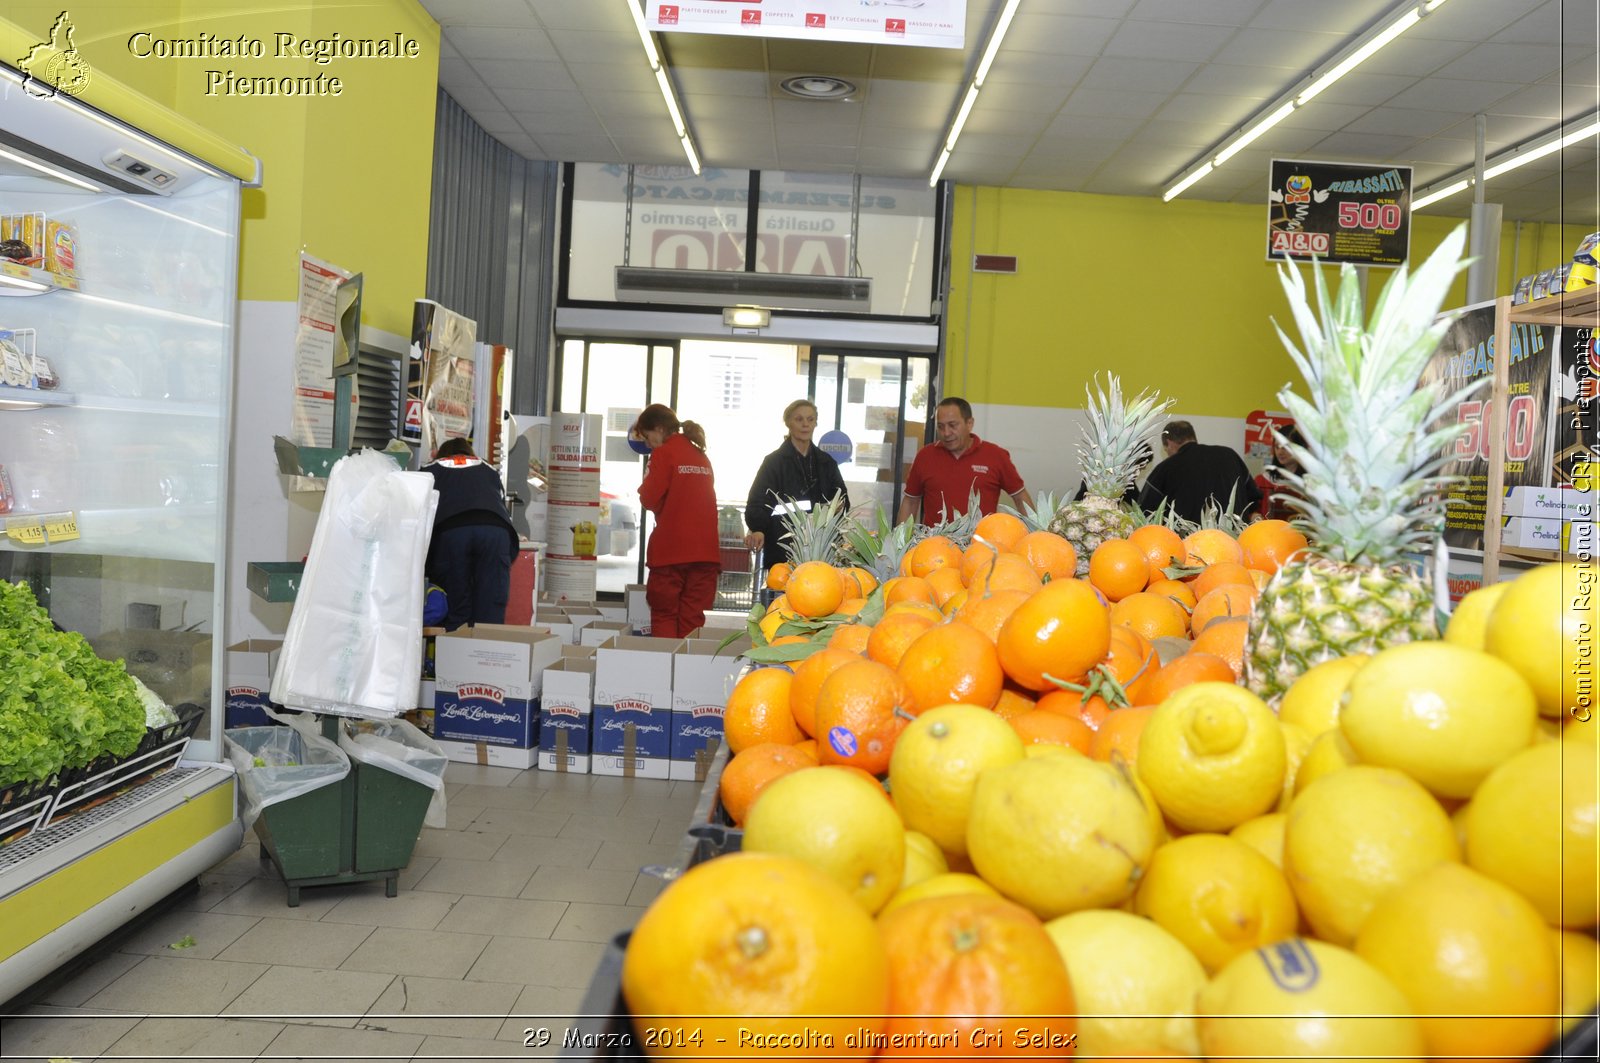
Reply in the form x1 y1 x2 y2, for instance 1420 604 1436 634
223 725 350 830
272 450 439 718
338 717 450 828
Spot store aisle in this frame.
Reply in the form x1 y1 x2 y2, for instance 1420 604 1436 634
3 765 694 1062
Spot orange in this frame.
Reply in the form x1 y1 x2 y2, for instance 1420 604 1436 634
940 588 969 618
960 538 1006 586
898 622 1005 713
1147 577 1198 610
828 623 872 655
839 567 865 601
1038 688 1114 731
867 610 941 669
812 658 915 775
621 851 890 1053
792 739 819 763
882 575 938 607
1238 519 1309 574
1107 626 1162 705
954 588 1031 644
1129 524 1187 583
769 634 809 646
847 566 880 597
973 511 1029 552
1089 539 1151 602
1091 706 1156 764
924 566 967 608
725 667 803 753
1135 651 1238 706
968 551 1044 598
1011 709 1095 753
786 560 845 618
993 685 1037 720
765 562 793 592
1183 528 1244 569
1016 530 1079 583
1190 561 1256 603
790 646 861 738
907 535 962 579
877 893 1076 1055
1190 583 1258 635
1190 616 1249 678
836 597 868 618
1109 591 1190 641
997 579 1112 691
719 742 813 826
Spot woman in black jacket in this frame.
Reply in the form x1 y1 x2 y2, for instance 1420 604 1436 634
743 399 850 567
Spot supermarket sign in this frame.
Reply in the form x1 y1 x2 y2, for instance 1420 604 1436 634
647 1 965 49
1266 159 1413 267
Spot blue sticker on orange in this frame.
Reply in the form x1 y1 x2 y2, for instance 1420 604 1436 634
828 726 858 758
1258 939 1320 993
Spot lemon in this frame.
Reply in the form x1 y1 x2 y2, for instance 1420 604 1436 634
742 766 905 914
1283 765 1459 946
966 754 1157 918
1229 812 1287 869
1443 580 1510 649
877 871 998 917
1466 740 1599 929
887 703 1025 858
1044 908 1205 1058
900 830 948 890
1293 727 1360 794
1355 862 1560 1060
1276 720 1315 812
1197 938 1425 1063
1137 681 1286 832
1485 561 1597 719
1278 653 1369 737
1133 832 1299 974
1339 641 1537 799
1450 800 1471 852
1554 928 1600 1034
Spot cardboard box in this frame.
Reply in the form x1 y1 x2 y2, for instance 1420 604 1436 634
437 738 536 770
592 635 680 779
90 629 212 707
562 606 602 634
225 638 282 728
533 619 576 645
540 658 595 773
625 584 651 635
561 644 596 660
433 625 561 748
670 639 746 782
593 602 627 623
580 620 631 648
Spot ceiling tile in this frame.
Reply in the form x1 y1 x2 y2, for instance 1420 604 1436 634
1306 71 1419 107
1438 113 1567 148
585 91 673 119
440 82 501 113
855 147 936 174
1180 63 1288 98
1307 130 1427 160
443 26 557 61
771 99 866 129
686 96 773 123
1000 13 1120 57
1385 76 1525 113
1104 20 1235 62
1127 118 1236 149
1010 163 1105 190
1403 137 1478 165
493 89 591 113
526 0 632 33
977 74 1083 112
551 30 638 64
1080 56 1201 95
470 110 522 135
1210 28 1347 71
1153 92 1258 126
1488 82 1567 119
420 0 540 27
1345 108 1462 139
950 132 1042 158
1449 41 1568 82
534 134 625 161
1291 99 1377 132
1411 0 1542 43
674 68 771 98
1251 0 1392 36
983 49 1100 85
1554 58 1600 87
1043 113 1147 140
868 47 967 80
1128 0 1261 26
1026 138 1123 165
767 41 875 77
861 102 947 132
517 111 603 137
1028 0 1139 18
857 126 941 151
1355 35 1475 78
965 109 1054 136
473 59 577 92
1060 88 1168 120
569 63 659 96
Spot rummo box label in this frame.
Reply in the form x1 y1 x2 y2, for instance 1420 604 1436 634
434 682 536 747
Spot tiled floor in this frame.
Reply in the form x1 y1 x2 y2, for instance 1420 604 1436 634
3 763 700 1062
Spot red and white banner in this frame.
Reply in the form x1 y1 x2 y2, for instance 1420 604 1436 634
647 1 964 50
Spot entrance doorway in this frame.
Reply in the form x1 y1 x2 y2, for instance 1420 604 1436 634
554 337 932 596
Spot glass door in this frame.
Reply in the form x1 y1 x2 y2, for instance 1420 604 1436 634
554 338 676 595
811 352 932 521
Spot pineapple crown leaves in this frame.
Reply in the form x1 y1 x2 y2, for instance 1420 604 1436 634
1003 489 1063 532
1270 223 1483 564
775 493 850 565
1076 373 1174 501
919 488 983 547
839 502 915 579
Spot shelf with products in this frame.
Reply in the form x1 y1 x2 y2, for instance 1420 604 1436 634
0 506 216 563
0 259 78 294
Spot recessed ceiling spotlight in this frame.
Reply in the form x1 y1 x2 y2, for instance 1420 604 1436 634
779 75 857 100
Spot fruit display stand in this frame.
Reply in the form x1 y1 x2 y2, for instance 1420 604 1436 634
1482 286 1600 583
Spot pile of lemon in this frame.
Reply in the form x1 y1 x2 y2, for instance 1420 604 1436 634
624 561 1597 1059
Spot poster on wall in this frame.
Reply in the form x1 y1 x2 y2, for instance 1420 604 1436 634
544 412 603 602
1539 323 1600 554
1267 159 1413 266
646 0 965 49
1416 301 1556 555
291 253 351 447
408 300 477 458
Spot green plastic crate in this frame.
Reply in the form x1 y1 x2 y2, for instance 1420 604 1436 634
246 561 304 603
252 778 344 882
351 755 433 873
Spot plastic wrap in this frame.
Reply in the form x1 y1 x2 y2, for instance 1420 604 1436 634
271 450 439 718
339 717 449 828
223 725 349 830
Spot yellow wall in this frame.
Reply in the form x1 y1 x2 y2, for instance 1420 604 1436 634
7 1 438 334
947 184 1590 417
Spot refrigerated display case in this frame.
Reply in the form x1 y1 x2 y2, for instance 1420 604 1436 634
0 55 257 1001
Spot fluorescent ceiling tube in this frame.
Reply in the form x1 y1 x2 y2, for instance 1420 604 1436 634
1412 178 1473 210
625 0 661 68
624 0 700 174
1214 102 1296 166
973 0 1023 86
0 146 101 191
946 85 981 152
928 147 952 187
1162 162 1213 202
1296 8 1422 106
928 0 1023 184
1412 111 1600 209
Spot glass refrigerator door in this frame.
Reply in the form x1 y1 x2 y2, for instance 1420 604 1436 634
0 102 240 764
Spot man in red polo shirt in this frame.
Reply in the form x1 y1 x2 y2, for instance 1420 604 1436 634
897 397 1034 524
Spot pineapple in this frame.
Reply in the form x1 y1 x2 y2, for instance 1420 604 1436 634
1047 374 1173 575
776 493 850 565
921 488 983 548
1244 224 1478 702
1004 489 1062 533
839 502 916 584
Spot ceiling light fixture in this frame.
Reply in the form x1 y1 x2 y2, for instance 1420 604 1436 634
625 0 701 175
779 75 857 100
1413 110 1600 209
1162 0 1455 202
0 146 101 192
929 0 1023 187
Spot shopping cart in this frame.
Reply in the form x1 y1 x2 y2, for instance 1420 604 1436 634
715 538 760 612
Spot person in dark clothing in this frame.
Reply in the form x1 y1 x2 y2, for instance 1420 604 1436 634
423 437 518 630
1137 420 1262 525
743 399 851 566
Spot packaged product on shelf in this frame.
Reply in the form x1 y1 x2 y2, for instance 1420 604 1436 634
0 332 36 388
1550 263 1573 294
1574 231 1600 265
1531 268 1555 300
31 354 57 389
0 464 13 515
44 219 77 280
0 212 44 266
1512 273 1536 305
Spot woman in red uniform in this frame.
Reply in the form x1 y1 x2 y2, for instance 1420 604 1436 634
634 404 720 638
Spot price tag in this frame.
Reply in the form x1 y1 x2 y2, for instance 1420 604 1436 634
6 516 45 545
5 511 80 544
43 512 79 542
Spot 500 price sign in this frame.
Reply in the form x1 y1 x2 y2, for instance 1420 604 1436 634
1267 159 1413 267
